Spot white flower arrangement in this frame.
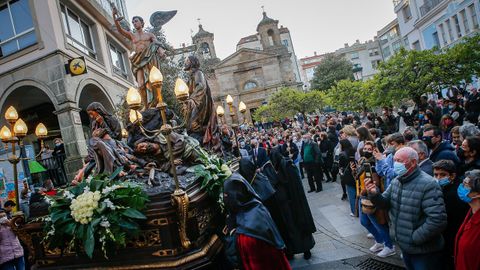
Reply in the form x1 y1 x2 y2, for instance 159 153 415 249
70 191 101 224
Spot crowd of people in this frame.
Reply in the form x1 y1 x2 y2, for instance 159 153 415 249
221 85 480 270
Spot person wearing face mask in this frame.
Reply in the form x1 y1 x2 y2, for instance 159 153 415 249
354 142 394 257
454 170 480 270
365 147 447 270
431 160 469 269
301 132 323 193
407 140 433 176
439 115 455 142
447 99 465 126
0 210 25 270
458 136 480 176
52 138 65 157
374 133 405 188
422 126 460 166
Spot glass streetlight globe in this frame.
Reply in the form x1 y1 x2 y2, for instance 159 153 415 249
13 118 28 137
216 105 225 117
239 101 247 114
5 106 18 122
174 78 189 101
0 126 12 142
35 123 48 138
226 95 233 105
126 87 142 109
149 66 163 83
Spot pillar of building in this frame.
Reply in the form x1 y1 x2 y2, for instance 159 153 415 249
54 103 88 180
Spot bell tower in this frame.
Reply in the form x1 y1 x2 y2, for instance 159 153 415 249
192 22 217 59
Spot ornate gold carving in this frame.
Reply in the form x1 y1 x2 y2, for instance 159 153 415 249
98 234 221 269
152 248 178 257
171 189 191 249
147 217 170 226
128 229 162 248
193 208 213 235
36 260 56 266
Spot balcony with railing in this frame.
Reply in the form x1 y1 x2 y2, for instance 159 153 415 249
420 0 445 17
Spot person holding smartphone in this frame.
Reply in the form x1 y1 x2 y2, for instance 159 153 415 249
365 147 447 270
355 142 394 258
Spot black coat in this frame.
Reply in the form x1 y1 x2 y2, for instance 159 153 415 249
442 179 469 258
280 140 299 161
269 152 316 254
250 146 269 169
339 151 355 186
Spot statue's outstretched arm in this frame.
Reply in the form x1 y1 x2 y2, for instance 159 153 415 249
113 8 132 40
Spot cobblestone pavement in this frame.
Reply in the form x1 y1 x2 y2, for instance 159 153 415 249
290 177 405 269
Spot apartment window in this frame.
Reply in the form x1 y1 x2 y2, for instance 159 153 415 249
0 0 37 58
368 48 379 56
61 4 96 58
469 4 479 29
350 52 359 60
109 43 127 76
403 37 410 48
403 4 412 22
439 23 448 45
446 19 454 41
282 39 288 47
392 40 402 52
432 32 440 48
371 60 381 69
460 10 470 34
382 46 392 58
412 40 421 51
453 15 462 38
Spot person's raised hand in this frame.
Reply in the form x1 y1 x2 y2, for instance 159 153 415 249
373 148 384 161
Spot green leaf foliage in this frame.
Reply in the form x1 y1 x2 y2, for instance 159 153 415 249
43 173 149 259
310 53 355 90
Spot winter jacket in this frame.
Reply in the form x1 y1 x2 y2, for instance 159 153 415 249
370 168 447 255
0 223 24 265
429 141 460 165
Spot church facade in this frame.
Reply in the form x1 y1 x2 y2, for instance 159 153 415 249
174 12 302 124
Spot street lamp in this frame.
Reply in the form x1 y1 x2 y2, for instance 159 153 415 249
353 64 363 81
0 106 43 210
35 123 48 149
126 66 191 249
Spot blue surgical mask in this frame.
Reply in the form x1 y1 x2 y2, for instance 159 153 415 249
437 178 450 187
448 104 454 109
457 184 473 203
394 162 408 177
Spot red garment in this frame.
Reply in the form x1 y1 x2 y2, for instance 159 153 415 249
237 234 291 270
454 209 480 270
44 189 57 196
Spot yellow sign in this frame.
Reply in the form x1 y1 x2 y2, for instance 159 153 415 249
66 57 87 76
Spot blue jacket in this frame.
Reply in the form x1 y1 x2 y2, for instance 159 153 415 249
429 141 460 165
376 153 396 188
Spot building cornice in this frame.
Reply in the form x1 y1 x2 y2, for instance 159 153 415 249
414 0 450 28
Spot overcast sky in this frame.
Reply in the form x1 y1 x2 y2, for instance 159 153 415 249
125 0 396 59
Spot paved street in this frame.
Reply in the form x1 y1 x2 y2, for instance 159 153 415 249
290 177 405 270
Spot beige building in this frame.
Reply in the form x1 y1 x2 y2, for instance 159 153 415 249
299 52 329 90
214 11 302 123
0 0 133 179
172 11 302 124
335 39 383 80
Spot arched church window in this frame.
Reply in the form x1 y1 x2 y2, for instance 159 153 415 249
200 42 211 58
267 29 274 46
244 81 258 90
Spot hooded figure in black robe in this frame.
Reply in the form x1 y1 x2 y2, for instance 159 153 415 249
270 150 316 259
224 173 291 270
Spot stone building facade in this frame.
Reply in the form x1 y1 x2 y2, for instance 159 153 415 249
214 12 302 123
0 0 133 179
173 12 302 124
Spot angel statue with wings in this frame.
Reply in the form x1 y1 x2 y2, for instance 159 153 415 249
112 5 176 109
